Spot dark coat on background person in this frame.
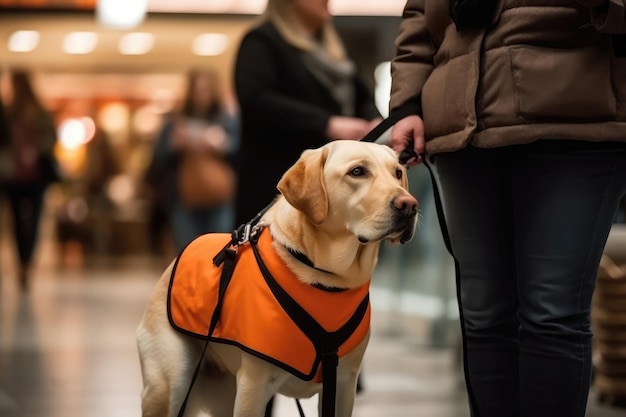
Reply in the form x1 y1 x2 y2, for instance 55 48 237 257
234 21 381 225
0 98 9 145
390 0 626 155
0 99 9 178
0 100 10 188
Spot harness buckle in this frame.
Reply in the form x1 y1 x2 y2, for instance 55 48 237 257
236 223 262 246
238 223 252 245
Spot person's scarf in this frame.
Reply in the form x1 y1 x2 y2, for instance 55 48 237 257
300 42 356 117
449 0 499 31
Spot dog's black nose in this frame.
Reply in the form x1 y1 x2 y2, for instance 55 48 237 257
393 195 418 217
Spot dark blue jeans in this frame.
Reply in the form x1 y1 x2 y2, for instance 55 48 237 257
433 141 626 417
170 201 235 252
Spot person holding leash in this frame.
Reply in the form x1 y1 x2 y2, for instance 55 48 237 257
389 1 626 416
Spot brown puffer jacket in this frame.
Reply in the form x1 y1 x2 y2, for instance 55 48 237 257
390 0 626 155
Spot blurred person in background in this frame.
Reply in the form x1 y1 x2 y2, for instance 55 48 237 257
390 1 626 417
146 68 239 253
0 70 59 291
233 0 382 226
0 76 9 172
83 127 119 256
0 77 8 273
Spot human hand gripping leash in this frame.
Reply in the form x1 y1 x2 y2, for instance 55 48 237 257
360 108 422 165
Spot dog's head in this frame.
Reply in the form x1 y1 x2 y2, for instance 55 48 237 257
277 141 418 245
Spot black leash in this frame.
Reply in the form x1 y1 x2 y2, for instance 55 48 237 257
361 105 420 165
176 246 237 417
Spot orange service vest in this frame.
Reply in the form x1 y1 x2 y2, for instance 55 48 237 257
167 228 371 381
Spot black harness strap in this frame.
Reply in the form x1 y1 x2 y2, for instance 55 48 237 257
176 246 238 417
250 233 369 417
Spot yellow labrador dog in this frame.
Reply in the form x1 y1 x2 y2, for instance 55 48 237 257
137 140 418 417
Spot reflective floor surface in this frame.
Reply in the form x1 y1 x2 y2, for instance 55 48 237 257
0 256 624 417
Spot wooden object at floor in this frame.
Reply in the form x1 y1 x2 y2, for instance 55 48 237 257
593 224 626 408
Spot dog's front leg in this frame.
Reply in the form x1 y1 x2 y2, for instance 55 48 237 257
234 354 286 417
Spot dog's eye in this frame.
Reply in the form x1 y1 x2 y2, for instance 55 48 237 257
396 169 403 180
349 166 366 177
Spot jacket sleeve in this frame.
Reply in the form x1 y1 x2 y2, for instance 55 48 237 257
234 31 332 137
587 0 626 33
389 0 435 114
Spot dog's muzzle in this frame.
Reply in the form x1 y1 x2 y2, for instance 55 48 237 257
391 194 418 244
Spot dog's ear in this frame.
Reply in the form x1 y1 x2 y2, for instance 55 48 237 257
277 147 329 225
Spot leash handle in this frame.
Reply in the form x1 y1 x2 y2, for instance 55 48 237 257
360 105 418 144
360 106 420 165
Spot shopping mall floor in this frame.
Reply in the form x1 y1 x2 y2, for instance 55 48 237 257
0 246 624 417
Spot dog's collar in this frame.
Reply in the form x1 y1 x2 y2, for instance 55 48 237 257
285 247 347 293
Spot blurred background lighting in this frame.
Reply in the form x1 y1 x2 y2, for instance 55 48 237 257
63 32 99 55
97 0 148 29
191 33 229 56
80 117 97 143
8 30 40 53
107 175 135 205
58 118 94 150
118 32 154 55
66 197 89 223
132 105 161 136
98 102 130 134
374 61 391 118
149 88 176 114
58 119 85 150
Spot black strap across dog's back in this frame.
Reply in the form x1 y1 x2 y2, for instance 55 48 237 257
176 245 238 417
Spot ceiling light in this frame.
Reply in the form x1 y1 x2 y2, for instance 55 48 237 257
97 0 147 29
191 33 229 56
63 32 99 55
8 30 40 53
118 32 154 55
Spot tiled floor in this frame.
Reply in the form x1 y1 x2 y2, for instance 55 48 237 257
0 256 624 417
